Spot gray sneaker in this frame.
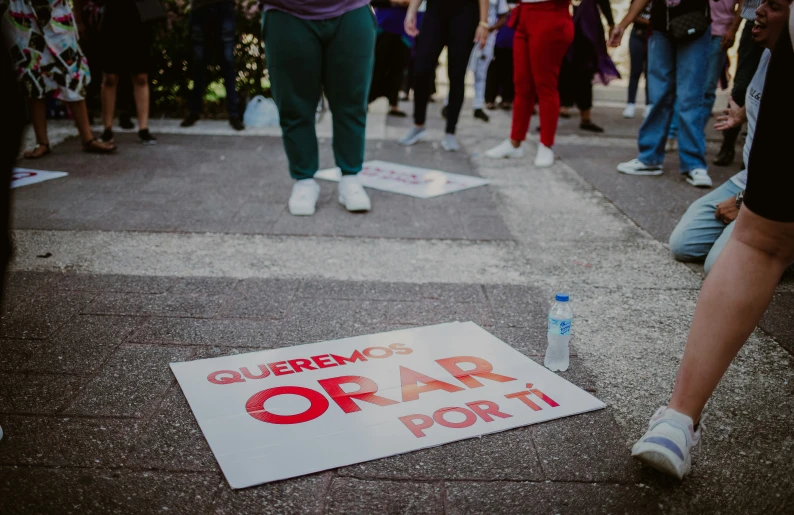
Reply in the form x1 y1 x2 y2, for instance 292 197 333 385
441 134 460 152
399 127 426 146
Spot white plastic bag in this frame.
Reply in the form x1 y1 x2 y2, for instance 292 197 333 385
243 95 280 127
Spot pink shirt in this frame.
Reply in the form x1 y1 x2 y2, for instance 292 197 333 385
711 0 739 36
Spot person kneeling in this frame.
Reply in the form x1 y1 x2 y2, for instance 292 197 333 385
667 6 776 275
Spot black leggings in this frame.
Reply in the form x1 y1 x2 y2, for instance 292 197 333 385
412 0 479 134
744 28 794 223
559 33 595 112
370 32 411 107
485 47 514 104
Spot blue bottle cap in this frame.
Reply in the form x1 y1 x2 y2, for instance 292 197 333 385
555 293 569 302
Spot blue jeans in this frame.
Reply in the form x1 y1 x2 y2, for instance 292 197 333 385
668 179 741 274
668 35 725 139
189 0 240 118
639 29 710 172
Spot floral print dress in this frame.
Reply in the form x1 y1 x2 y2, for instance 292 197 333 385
2 0 91 101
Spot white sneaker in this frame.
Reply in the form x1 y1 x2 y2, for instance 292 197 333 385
631 406 702 480
485 139 524 159
665 138 678 153
644 104 653 119
441 134 460 152
617 158 663 176
685 168 713 188
338 175 371 212
534 144 555 168
399 126 426 146
622 103 636 118
288 178 321 216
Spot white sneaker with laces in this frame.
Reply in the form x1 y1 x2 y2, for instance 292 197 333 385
617 158 663 176
534 144 554 168
485 139 524 159
686 168 713 188
623 103 636 118
632 406 702 480
665 138 678 153
644 104 653 119
288 178 321 216
338 175 371 212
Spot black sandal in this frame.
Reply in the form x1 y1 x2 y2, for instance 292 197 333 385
83 138 117 154
23 143 51 159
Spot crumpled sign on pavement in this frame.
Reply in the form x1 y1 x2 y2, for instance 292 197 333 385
315 160 489 199
11 168 68 189
171 321 605 489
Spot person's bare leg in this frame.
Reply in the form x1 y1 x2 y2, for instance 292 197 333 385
101 73 119 130
29 98 49 144
668 206 794 423
132 73 149 130
69 100 96 143
23 99 50 157
580 108 592 123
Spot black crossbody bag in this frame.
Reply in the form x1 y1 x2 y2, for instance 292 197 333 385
666 2 710 43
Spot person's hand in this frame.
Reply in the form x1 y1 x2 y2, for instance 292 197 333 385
721 28 737 51
404 8 419 37
608 26 625 48
714 97 743 131
475 24 489 48
715 197 740 224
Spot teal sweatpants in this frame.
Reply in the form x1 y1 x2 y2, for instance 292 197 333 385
262 6 377 181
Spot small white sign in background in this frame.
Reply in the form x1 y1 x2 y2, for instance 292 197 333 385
171 322 605 489
11 168 68 189
315 160 489 199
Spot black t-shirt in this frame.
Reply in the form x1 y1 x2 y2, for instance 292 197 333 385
650 0 711 33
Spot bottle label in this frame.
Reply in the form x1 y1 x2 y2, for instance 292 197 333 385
548 317 572 336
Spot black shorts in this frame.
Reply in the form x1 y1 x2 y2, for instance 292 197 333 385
99 1 153 75
743 27 794 223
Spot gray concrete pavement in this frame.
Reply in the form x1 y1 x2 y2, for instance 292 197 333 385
3 99 793 514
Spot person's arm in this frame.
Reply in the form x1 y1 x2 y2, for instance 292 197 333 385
608 0 652 47
475 0 490 47
722 0 744 51
596 0 616 28
404 0 423 36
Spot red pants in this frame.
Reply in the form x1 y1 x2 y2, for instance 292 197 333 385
510 2 574 148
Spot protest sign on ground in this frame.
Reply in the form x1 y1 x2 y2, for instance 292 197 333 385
315 160 489 199
11 169 68 189
171 322 605 489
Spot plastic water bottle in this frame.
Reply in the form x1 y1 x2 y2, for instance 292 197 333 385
545 293 572 371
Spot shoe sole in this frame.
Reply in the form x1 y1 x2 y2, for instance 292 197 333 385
441 145 459 152
399 133 426 146
686 178 712 188
289 205 316 216
534 159 554 168
338 196 370 212
617 165 663 176
631 442 688 480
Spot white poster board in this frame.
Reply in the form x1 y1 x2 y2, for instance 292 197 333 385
172 322 605 489
315 160 489 199
11 168 68 189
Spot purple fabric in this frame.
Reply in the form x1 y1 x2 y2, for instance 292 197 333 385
495 25 514 49
568 0 620 85
261 0 370 20
376 7 407 36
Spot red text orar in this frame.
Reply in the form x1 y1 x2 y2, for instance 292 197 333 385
245 355 517 425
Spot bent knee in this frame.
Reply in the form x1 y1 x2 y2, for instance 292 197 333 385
103 74 119 87
132 74 149 87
